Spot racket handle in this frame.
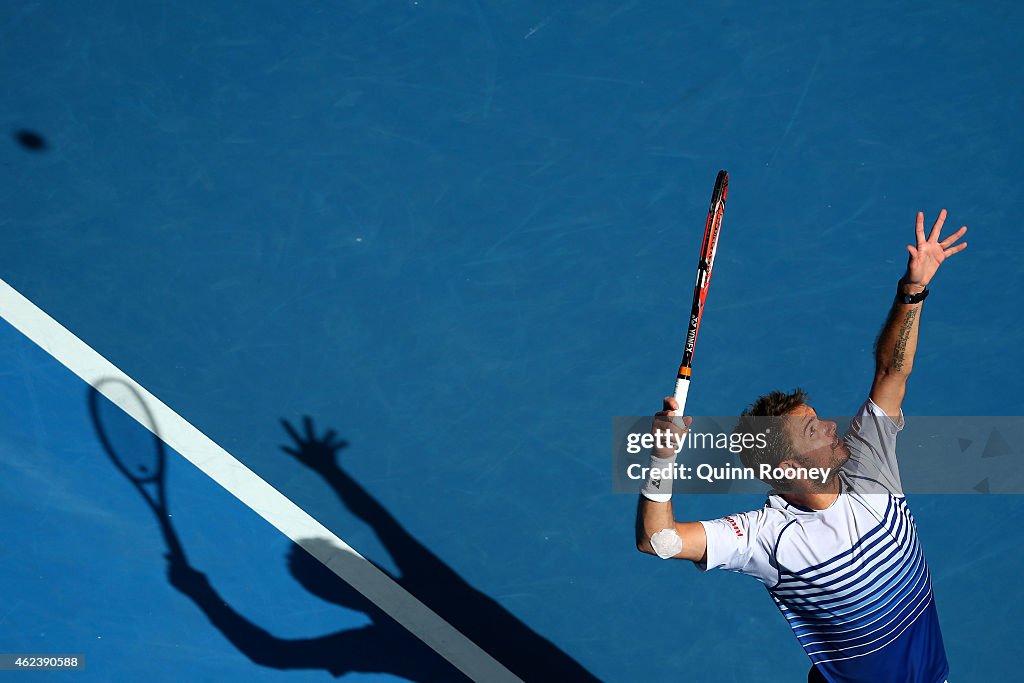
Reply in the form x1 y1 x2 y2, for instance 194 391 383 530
672 377 691 415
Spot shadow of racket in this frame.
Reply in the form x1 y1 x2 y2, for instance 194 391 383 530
89 378 186 562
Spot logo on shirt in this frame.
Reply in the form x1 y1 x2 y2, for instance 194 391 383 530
724 515 744 537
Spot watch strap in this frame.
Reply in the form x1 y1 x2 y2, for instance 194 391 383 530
898 284 930 304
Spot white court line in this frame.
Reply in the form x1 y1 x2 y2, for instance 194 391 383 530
0 278 521 683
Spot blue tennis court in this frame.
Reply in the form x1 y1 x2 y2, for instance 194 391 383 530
3 2 1022 681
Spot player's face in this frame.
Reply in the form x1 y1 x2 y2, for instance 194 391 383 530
783 404 849 473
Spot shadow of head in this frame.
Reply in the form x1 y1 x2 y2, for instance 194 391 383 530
288 538 379 616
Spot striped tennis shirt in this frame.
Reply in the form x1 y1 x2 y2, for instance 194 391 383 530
698 399 949 683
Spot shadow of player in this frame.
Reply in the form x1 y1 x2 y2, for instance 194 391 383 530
166 415 599 681
167 536 463 680
88 381 462 680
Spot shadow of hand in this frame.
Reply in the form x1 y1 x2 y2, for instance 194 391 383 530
280 416 349 475
166 552 212 595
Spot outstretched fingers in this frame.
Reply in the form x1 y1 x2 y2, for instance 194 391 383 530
280 418 303 445
928 208 948 242
944 241 968 257
939 225 968 248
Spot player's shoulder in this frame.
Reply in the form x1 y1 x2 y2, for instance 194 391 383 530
848 397 904 433
760 493 838 539
700 500 791 540
735 499 800 538
739 502 808 571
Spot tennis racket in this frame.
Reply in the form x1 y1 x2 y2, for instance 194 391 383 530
90 379 187 561
673 170 728 414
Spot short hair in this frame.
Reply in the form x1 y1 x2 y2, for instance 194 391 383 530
734 388 809 489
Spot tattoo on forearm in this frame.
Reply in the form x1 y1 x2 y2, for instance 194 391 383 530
891 307 919 372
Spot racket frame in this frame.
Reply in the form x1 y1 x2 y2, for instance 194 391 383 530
673 170 729 414
90 382 187 561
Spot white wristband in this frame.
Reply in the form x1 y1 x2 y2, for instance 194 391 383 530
640 452 678 502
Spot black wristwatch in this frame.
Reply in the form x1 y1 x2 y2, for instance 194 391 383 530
898 284 929 304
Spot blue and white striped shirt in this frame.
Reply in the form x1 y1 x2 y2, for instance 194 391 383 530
698 399 948 683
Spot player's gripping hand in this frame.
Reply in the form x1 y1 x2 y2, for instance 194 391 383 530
652 397 693 459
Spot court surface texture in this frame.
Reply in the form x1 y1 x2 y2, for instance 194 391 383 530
2 2 1023 681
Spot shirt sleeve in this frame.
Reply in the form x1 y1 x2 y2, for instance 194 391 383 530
842 398 904 494
696 507 777 584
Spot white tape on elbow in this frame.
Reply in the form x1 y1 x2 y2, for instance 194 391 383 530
650 528 683 559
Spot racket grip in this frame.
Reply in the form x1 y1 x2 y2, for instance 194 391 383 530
672 377 690 416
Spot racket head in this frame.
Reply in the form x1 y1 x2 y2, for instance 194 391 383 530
691 169 728 333
89 378 166 486
701 170 728 277
677 169 729 378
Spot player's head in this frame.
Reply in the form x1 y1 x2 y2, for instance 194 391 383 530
734 389 848 490
780 402 850 481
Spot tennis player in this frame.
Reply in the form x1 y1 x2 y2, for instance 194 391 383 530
635 210 967 683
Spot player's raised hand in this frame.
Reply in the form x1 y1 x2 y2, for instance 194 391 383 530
905 209 967 287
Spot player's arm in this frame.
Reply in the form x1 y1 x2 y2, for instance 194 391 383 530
635 500 708 562
634 397 707 562
871 209 967 418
